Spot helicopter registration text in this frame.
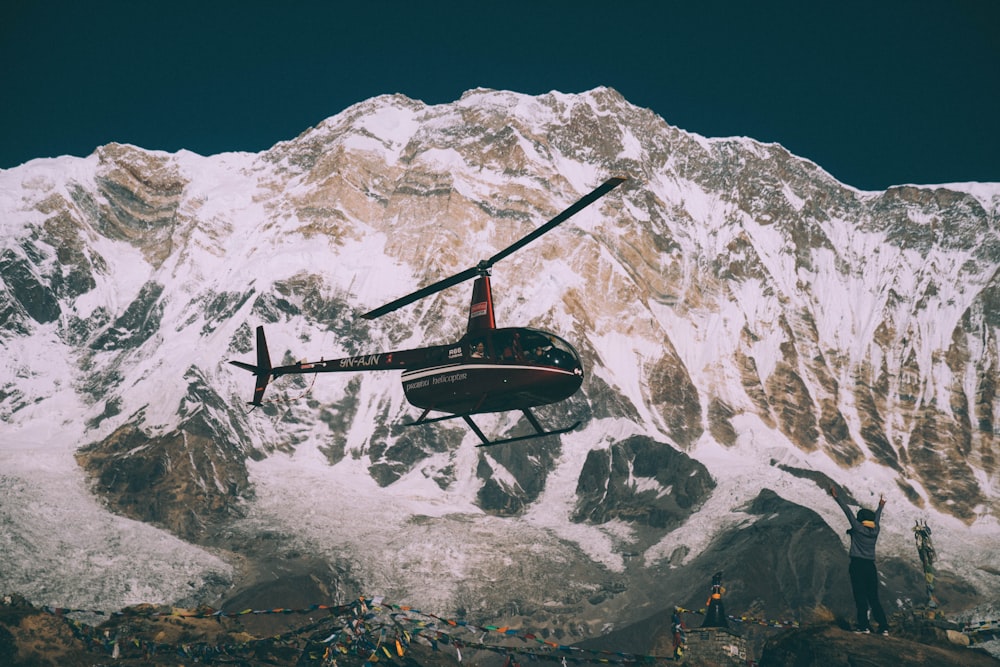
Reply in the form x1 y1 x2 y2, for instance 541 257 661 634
339 354 382 368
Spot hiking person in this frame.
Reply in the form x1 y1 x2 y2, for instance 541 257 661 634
671 607 686 658
829 486 889 634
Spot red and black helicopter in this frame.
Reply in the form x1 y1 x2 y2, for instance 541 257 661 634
231 176 625 446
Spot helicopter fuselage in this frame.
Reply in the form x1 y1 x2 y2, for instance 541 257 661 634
400 327 583 415
263 326 584 416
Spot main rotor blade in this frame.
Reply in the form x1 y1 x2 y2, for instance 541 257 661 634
361 176 626 320
486 176 626 267
362 265 480 319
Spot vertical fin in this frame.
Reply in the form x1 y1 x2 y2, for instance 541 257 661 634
230 326 274 407
251 325 272 406
256 325 272 375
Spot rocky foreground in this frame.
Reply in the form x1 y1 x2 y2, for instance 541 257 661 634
3 592 997 667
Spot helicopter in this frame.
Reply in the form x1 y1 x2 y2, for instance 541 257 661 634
231 176 626 446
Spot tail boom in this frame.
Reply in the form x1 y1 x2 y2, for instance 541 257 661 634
229 325 450 407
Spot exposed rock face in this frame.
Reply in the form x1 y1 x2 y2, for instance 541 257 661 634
476 436 561 515
91 144 187 267
573 435 714 529
76 422 249 542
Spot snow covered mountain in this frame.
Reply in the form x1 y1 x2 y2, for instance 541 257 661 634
2 87 998 641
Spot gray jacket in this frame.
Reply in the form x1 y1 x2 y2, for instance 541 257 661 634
835 493 883 560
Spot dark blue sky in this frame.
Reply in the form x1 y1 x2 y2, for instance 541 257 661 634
2 1 997 190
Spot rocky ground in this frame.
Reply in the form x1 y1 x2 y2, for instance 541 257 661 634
3 590 997 667
757 620 999 667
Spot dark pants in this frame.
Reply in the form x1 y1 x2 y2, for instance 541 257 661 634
849 557 887 630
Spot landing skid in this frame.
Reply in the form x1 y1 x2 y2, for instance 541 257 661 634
406 408 580 447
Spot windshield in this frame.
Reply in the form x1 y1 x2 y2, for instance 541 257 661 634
517 329 580 369
467 328 581 369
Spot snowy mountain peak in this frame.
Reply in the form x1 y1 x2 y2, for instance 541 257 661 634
2 87 998 635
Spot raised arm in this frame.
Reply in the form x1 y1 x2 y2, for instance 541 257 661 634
875 493 886 523
829 486 855 522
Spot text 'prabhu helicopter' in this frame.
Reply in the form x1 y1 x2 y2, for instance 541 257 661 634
231 176 626 446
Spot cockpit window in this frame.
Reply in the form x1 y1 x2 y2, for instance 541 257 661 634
470 329 581 369
519 329 579 368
